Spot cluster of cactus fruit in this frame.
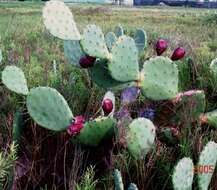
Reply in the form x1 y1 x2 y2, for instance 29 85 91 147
2 0 217 189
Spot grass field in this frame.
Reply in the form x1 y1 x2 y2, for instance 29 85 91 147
1 2 217 189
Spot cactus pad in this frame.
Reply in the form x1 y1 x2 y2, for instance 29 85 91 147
89 60 135 90
210 58 217 75
114 169 124 190
126 118 156 159
114 25 124 37
203 110 217 128
128 183 138 190
2 66 29 95
102 91 115 117
198 141 217 190
13 109 24 143
42 0 81 40
74 117 116 146
26 87 73 131
134 28 147 54
172 157 194 190
81 24 109 59
64 40 85 67
105 32 117 51
141 56 178 100
109 35 139 82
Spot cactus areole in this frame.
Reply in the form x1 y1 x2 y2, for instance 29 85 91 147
102 98 113 115
67 116 85 136
79 55 96 68
155 39 168 56
171 47 186 61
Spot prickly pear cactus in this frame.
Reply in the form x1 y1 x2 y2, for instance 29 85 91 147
81 24 109 59
109 35 139 82
134 28 147 54
2 66 29 95
13 109 24 143
88 60 135 91
172 157 194 190
42 0 81 40
126 118 156 159
202 110 217 128
105 32 117 51
128 183 138 190
210 58 217 76
26 87 73 131
198 141 217 190
74 117 116 146
114 25 124 37
114 169 124 190
141 56 178 100
102 91 115 117
64 40 85 67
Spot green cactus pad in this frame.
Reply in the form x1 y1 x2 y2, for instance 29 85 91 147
203 110 217 128
64 40 85 67
74 117 116 146
134 28 147 54
89 60 136 91
13 109 24 143
172 157 194 190
102 91 115 117
128 183 138 190
81 24 109 59
2 66 29 95
141 56 178 100
26 87 73 131
114 25 124 37
109 35 139 82
210 58 217 75
126 118 156 159
198 141 217 190
42 0 81 40
114 169 124 190
105 32 117 51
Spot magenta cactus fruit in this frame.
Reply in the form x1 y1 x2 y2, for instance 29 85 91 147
102 98 113 115
171 47 186 61
155 39 168 56
79 55 96 68
67 116 85 136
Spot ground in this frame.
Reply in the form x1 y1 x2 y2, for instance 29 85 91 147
0 2 217 189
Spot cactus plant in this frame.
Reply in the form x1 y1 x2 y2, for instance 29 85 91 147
198 141 217 190
114 25 124 37
64 40 85 67
172 157 194 190
109 35 139 82
127 183 138 190
12 109 24 143
210 58 217 76
73 117 117 146
141 56 178 100
200 110 217 128
114 169 124 190
88 60 136 91
2 66 29 95
105 32 117 51
134 28 147 54
26 87 73 131
42 0 81 40
81 24 109 59
126 118 156 159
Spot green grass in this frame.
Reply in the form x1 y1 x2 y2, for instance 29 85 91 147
1 2 217 189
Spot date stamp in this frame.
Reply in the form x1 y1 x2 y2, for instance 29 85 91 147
193 165 214 174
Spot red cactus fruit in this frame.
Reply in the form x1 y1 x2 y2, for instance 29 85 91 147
155 39 168 56
171 47 186 61
102 98 113 115
79 55 96 68
67 116 85 136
